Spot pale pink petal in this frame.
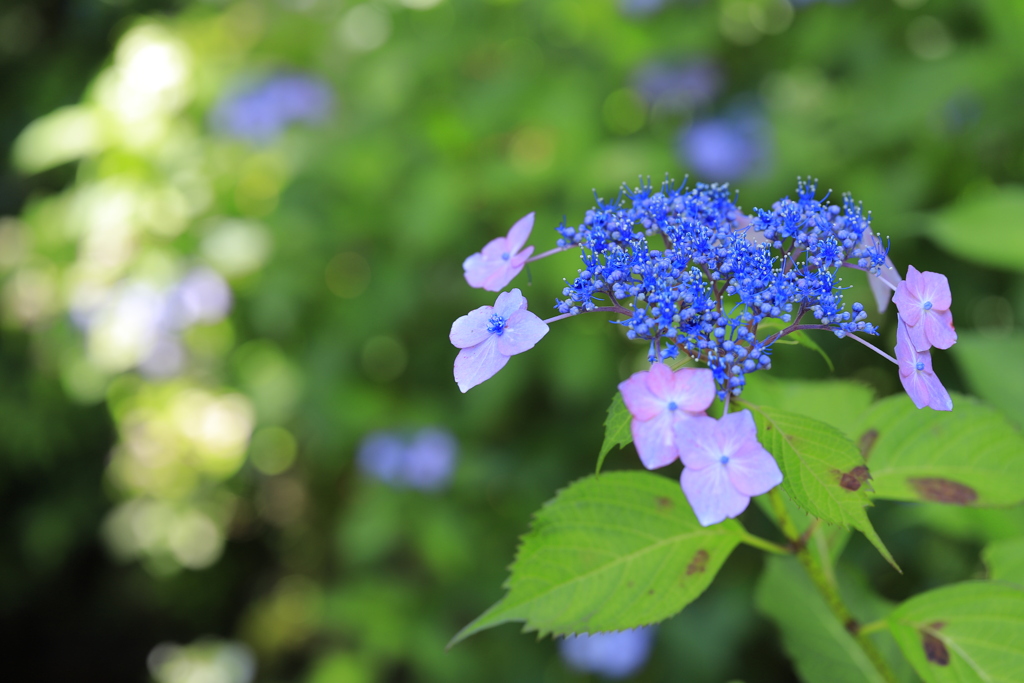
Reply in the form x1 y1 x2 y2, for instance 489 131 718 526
482 262 516 292
716 410 759 452
480 235 510 260
726 444 783 497
462 252 492 289
894 319 918 378
902 367 953 411
869 254 901 314
674 415 722 470
496 309 549 355
903 265 924 300
903 313 930 352
681 464 751 527
670 368 716 413
631 412 680 469
506 212 535 254
492 289 527 319
450 306 494 348
510 245 535 269
644 362 675 401
453 336 509 393
923 309 957 350
893 281 921 327
619 373 663 421
918 270 952 310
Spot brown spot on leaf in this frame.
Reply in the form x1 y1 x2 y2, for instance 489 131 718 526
845 619 859 634
839 465 871 492
647 590 654 595
627 581 634 588
909 478 978 505
859 429 879 461
922 632 950 665
656 496 673 509
686 549 709 576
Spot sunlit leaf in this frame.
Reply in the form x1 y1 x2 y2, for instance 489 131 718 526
951 333 1024 428
449 471 743 645
888 581 1024 683
596 392 632 474
747 404 897 570
856 393 1024 506
742 376 875 439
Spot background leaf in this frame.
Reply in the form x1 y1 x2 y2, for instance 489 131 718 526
450 471 743 644
596 392 632 474
888 581 1024 683
856 393 1024 506
756 557 914 683
951 333 1024 428
930 186 1024 272
748 405 897 569
742 376 875 440
982 537 1024 587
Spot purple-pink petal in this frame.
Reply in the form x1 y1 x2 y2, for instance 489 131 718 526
631 412 684 470
495 308 549 355
670 368 717 412
895 320 953 411
643 362 676 400
453 336 510 393
923 308 957 350
726 443 783 497
506 212 535 254
449 306 495 349
892 281 922 327
674 415 723 470
681 464 751 527
619 373 663 421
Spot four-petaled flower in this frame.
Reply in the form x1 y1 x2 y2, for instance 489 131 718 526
463 213 536 292
450 288 549 392
892 265 957 351
674 410 783 527
618 364 716 469
894 319 953 411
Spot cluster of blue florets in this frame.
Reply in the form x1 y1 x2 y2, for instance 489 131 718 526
554 178 889 398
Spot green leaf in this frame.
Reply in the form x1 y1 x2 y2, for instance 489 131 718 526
757 321 835 371
596 392 632 474
983 537 1024 587
742 376 875 440
951 333 1024 428
756 557 913 683
888 581 1024 682
930 185 1024 272
449 471 743 645
856 393 1024 506
747 404 898 570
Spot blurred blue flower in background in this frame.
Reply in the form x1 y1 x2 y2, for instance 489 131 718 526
619 0 669 16
357 428 458 491
677 112 771 181
210 73 334 143
633 59 722 112
559 627 656 679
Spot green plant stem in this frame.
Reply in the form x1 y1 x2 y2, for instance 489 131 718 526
858 619 888 637
740 531 791 556
767 489 899 683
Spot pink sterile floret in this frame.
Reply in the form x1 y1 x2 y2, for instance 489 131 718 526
463 213 536 292
450 288 548 393
894 318 953 412
892 265 957 351
674 410 783 527
618 363 716 470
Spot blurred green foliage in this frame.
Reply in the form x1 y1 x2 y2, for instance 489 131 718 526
1 0 1024 681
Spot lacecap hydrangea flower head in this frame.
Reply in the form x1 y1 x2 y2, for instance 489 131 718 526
451 179 957 525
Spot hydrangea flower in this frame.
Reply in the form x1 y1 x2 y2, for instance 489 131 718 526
678 115 769 182
210 73 334 144
894 319 953 411
356 428 459 491
450 288 549 392
892 265 957 351
674 410 783 526
463 213 536 292
618 364 715 469
559 627 655 679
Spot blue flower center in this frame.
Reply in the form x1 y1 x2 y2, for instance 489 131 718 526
501 252 511 261
667 401 678 411
923 301 933 310
487 314 507 335
719 455 730 465
915 361 925 371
